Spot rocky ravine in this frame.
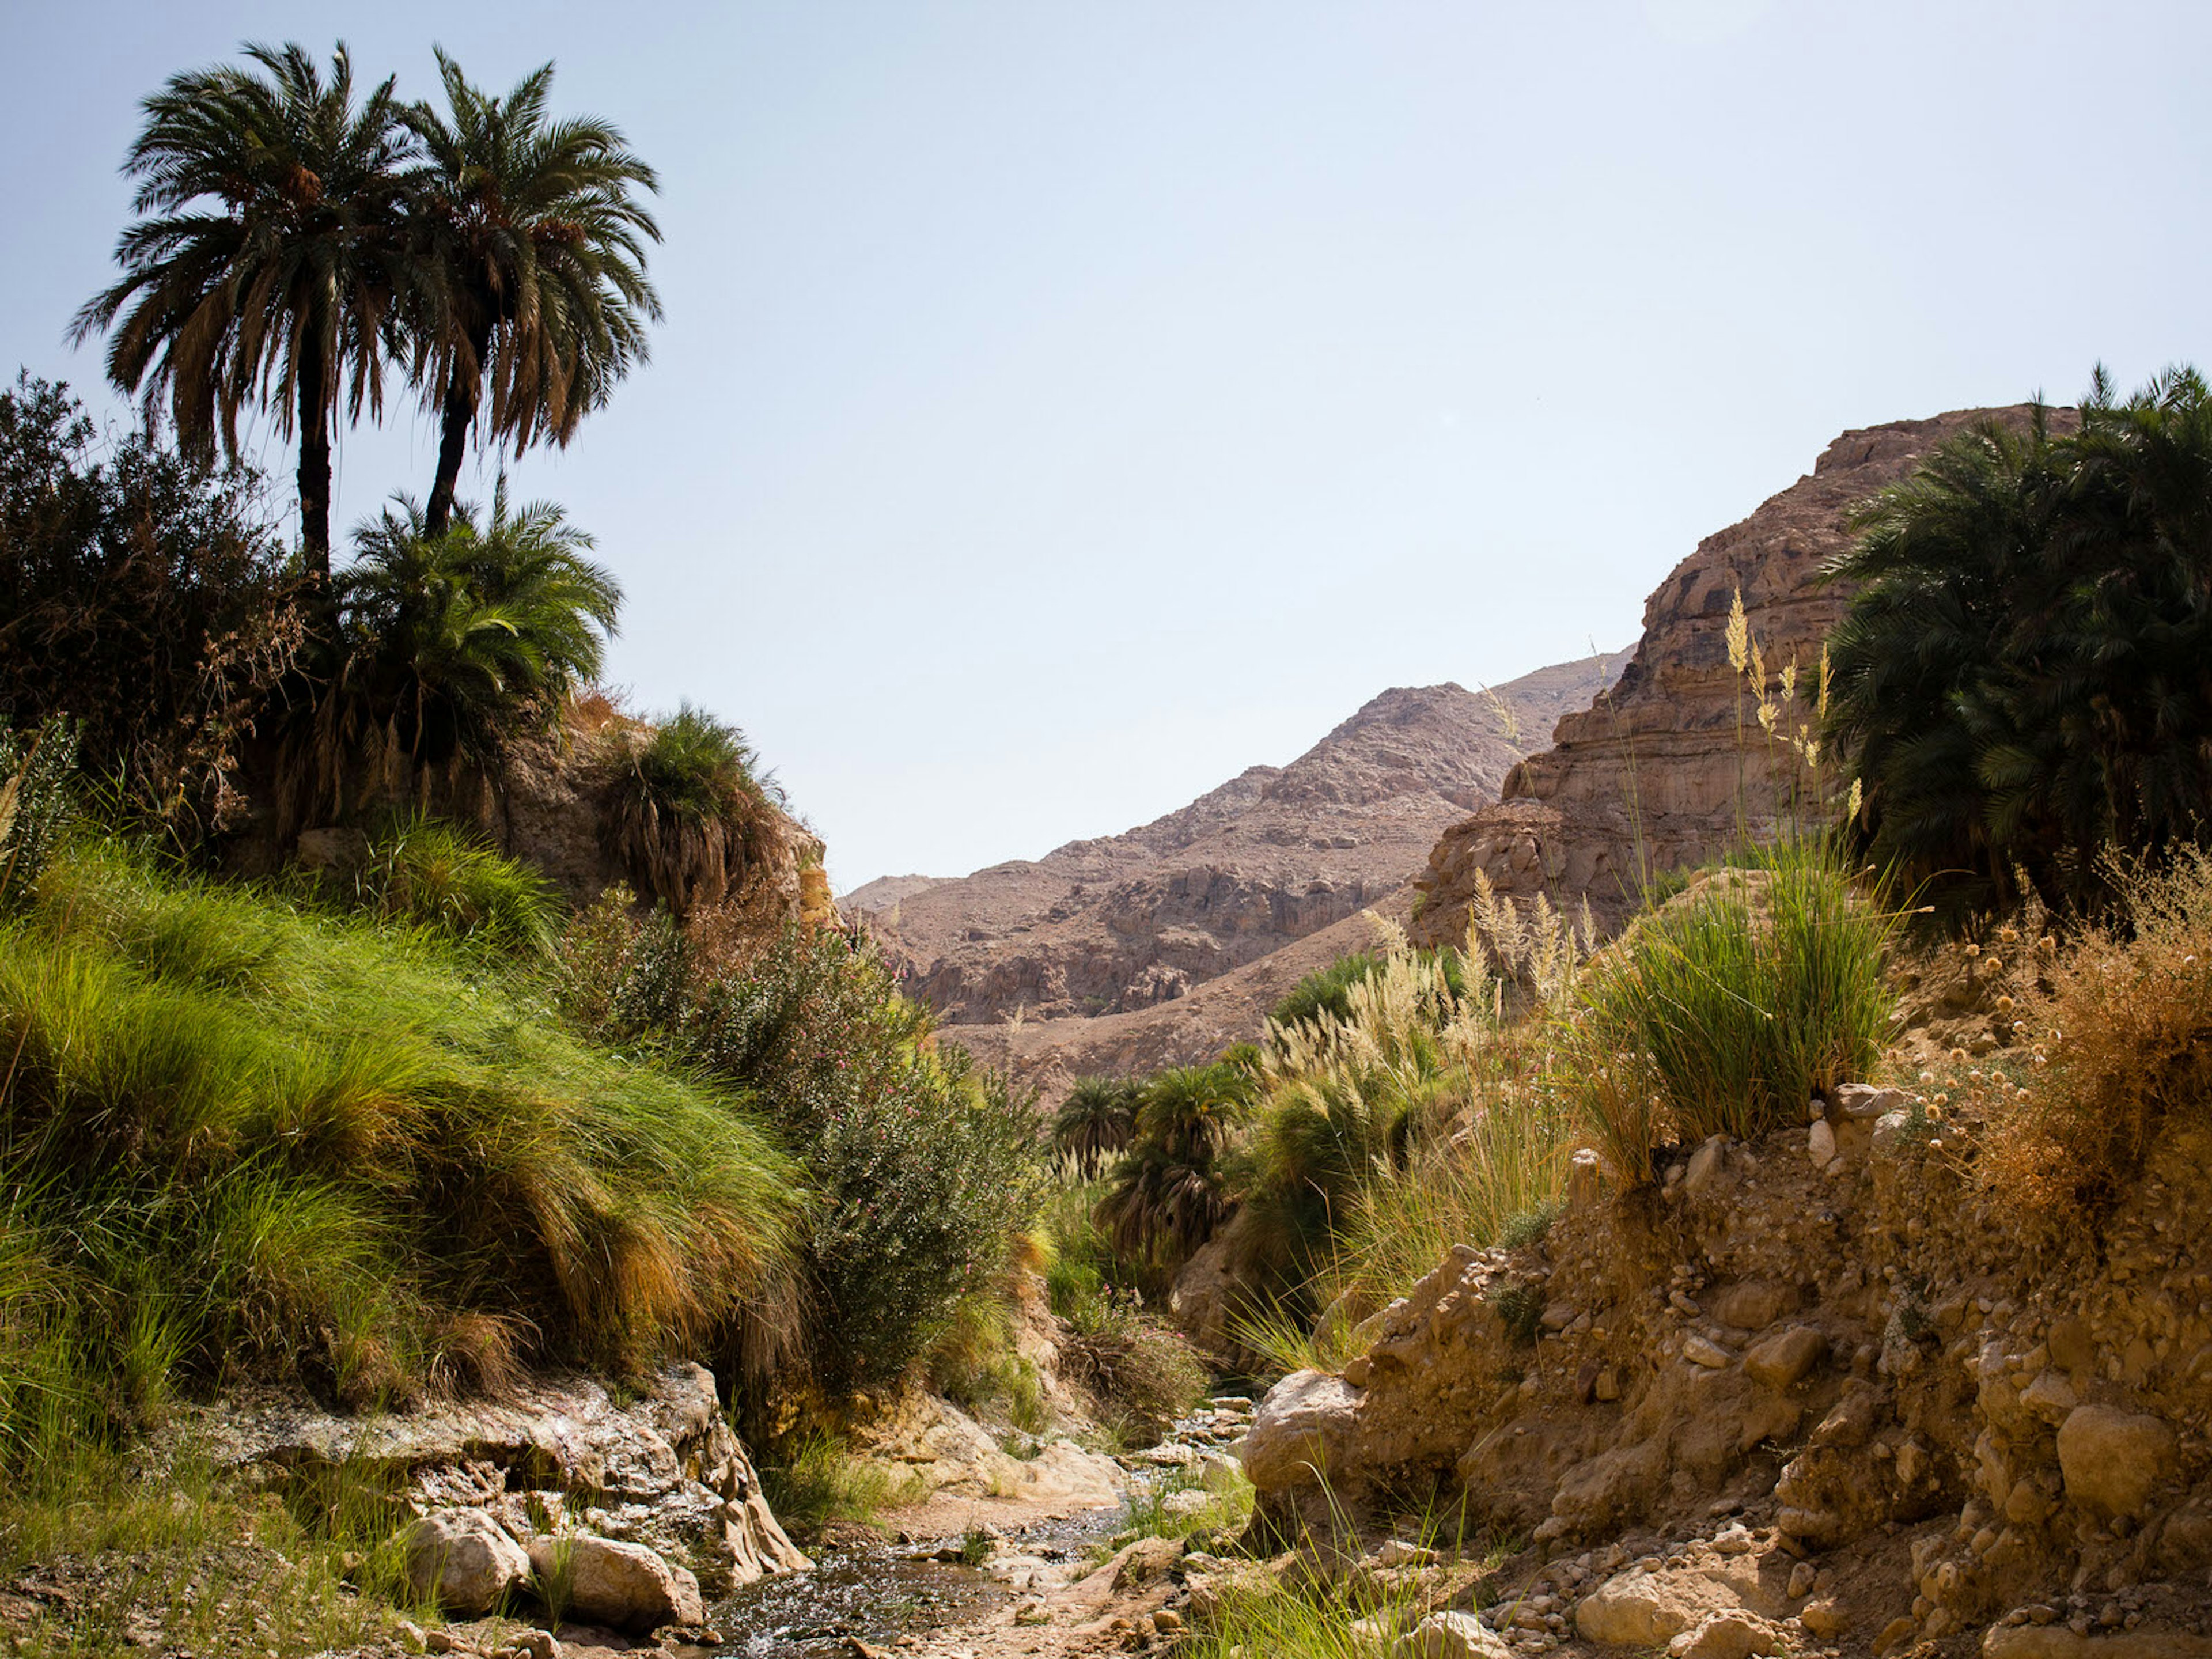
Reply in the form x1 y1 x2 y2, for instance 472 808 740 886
1411 408 2048 946
1235 1094 2212 1657
848 656 1626 1054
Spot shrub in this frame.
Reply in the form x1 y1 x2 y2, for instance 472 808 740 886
1987 848 2212 1208
1270 948 1469 1032
599 703 784 915
0 377 304 838
558 910 1049 1395
0 717 79 911
757 1431 907 1537
1056 1291 1208 1446
0 839 799 1426
1560 843 1895 1183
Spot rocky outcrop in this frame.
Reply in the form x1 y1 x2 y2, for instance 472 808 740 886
855 658 1628 1032
178 1363 810 1599
1411 408 2047 944
1238 1104 2212 1654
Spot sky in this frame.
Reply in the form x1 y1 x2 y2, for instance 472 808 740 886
5 1 2210 891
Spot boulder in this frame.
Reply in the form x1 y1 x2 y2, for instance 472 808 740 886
1577 1567 1748 1646
401 1508 531 1616
1240 1369 1360 1496
2055 1404 2174 1517
1393 1609 1513 1658
527 1534 703 1633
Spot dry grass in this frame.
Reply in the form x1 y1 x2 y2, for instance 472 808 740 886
1983 849 2212 1209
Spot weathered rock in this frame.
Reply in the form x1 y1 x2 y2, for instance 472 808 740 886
1743 1326 1827 1391
1981 1628 2212 1658
1240 1369 1360 1496
1411 407 2044 943
1393 1608 1513 1658
2055 1405 2173 1517
1710 1281 1796 1331
527 1533 703 1633
401 1508 530 1616
1576 1569 1749 1646
1672 1611 1786 1659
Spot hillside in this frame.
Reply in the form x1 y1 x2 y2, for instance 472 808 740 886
847 652 1627 1035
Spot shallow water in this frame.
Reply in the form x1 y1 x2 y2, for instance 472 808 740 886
713 1505 1129 1658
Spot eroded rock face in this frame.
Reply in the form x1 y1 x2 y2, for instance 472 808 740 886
180 1362 809 1595
401 1507 531 1616
1411 407 2050 944
1237 1100 2212 1654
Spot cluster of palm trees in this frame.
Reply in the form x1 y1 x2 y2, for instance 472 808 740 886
1825 365 2212 906
70 41 660 584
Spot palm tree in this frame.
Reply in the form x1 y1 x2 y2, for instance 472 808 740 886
1052 1077 1141 1177
71 43 414 581
401 51 662 537
1094 1064 1250 1264
293 482 619 824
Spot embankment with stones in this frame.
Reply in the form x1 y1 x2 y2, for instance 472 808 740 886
1237 1089 2212 1657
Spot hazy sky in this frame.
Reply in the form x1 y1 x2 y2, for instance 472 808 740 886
6 2 2210 889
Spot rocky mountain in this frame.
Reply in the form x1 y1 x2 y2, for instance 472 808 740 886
847 653 1628 1033
1411 407 2047 945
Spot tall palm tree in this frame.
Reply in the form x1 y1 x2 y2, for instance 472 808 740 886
71 42 414 581
1052 1077 1141 1177
402 51 662 537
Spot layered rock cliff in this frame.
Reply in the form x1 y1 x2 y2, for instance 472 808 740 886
1411 409 2044 945
854 655 1627 1032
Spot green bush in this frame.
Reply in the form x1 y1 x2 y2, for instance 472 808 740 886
1269 948 1469 1033
0 717 78 911
0 839 799 1445
340 812 559 955
1560 843 1895 1182
599 703 783 915
558 910 1048 1395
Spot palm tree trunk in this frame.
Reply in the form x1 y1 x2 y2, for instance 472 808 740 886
295 332 334 578
425 364 477 539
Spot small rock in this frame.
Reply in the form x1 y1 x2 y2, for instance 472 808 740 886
1786 1562 1815 1599
1683 1135 1728 1196
1150 1609 1183 1634
1874 1614 1918 1655
1744 1326 1826 1391
1800 1599 1851 1639
1807 1119 1836 1166
1683 1335 1732 1370
1374 1540 1441 1569
509 1633 559 1659
1395 1609 1514 1658
1834 1082 1902 1119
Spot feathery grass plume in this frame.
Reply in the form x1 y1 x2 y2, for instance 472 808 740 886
1558 840 1896 1183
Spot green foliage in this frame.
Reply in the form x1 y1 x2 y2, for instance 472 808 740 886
0 838 799 1442
1052 1075 1142 1177
0 377 300 832
0 718 78 912
71 42 415 566
1270 948 1469 1033
757 1431 909 1539
598 703 782 915
402 51 663 535
1100 1463 1253 1554
1490 1283 1543 1347
1055 1288 1209 1448
1828 366 2212 907
294 485 620 824
557 911 1049 1394
340 812 559 954
1094 1062 1253 1271
1560 844 1896 1183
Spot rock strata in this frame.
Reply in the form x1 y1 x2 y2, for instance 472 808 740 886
1412 407 2050 942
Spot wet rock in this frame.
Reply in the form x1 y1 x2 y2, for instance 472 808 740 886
2056 1405 2173 1518
400 1508 530 1616
527 1534 703 1633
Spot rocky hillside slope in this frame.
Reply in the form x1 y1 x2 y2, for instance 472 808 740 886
1238 1097 2212 1657
1411 408 2045 945
851 654 1626 1033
